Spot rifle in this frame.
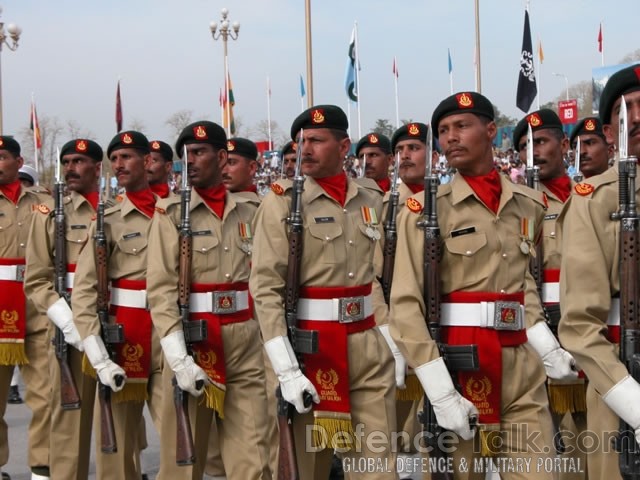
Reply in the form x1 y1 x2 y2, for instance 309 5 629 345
174 145 207 466
572 137 584 184
52 148 81 410
95 167 124 454
417 126 478 480
612 98 640 479
380 153 400 305
277 129 318 480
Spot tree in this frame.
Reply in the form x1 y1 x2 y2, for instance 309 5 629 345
371 119 394 138
249 119 287 150
493 104 518 127
165 110 193 140
620 49 640 64
128 118 146 133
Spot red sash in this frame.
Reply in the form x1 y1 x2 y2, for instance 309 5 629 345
0 258 27 365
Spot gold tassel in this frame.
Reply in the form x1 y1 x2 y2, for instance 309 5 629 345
396 374 423 401
0 344 28 366
313 415 358 451
548 381 587 414
113 382 148 403
202 384 226 419
82 354 97 378
478 427 501 457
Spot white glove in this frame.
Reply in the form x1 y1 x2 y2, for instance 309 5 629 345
83 335 126 392
415 357 478 441
603 375 640 445
379 325 407 389
527 322 578 380
264 335 320 414
161 330 211 397
47 297 83 351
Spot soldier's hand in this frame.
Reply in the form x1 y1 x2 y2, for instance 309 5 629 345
97 360 127 392
526 322 579 381
602 375 640 445
280 370 320 414
161 331 212 397
47 297 84 351
379 325 407 388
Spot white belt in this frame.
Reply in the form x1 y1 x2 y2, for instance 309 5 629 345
542 282 559 304
66 272 75 290
440 301 525 331
110 287 148 309
297 294 373 323
190 290 249 314
607 298 620 326
0 264 25 282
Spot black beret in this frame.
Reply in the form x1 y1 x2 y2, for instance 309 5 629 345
0 136 21 156
356 133 391 156
290 105 348 141
227 137 258 160
107 131 150 158
513 109 563 148
569 117 606 146
176 121 227 157
599 64 640 124
391 123 428 151
281 141 296 157
149 140 173 162
61 139 103 162
431 92 494 138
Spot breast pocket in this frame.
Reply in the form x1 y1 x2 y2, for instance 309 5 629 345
307 223 344 264
65 228 89 260
0 216 13 249
193 234 219 271
114 235 148 276
443 232 488 289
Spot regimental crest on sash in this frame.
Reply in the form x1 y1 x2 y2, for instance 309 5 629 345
311 108 325 124
122 343 143 363
271 183 284 195
1 310 18 326
227 140 236 152
194 125 208 140
408 123 420 136
465 375 492 403
151 141 161 151
406 197 423 213
316 368 339 391
368 134 379 144
585 119 596 131
456 92 474 108
527 113 542 127
195 350 217 370
574 183 595 196
122 133 133 144
76 140 88 152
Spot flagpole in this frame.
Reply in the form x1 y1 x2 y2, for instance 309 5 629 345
31 92 39 182
224 56 231 137
266 76 272 150
474 0 482 93
304 0 314 107
354 21 362 140
393 57 400 129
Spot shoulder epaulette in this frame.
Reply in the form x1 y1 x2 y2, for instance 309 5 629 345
270 179 292 196
353 177 382 193
436 183 452 199
405 195 423 214
104 203 121 215
115 194 124 203
231 191 261 205
511 183 547 208
574 167 617 198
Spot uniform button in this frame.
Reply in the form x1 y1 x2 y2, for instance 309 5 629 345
500 289 506 294
465 250 472 255
348 240 354 245
132 248 137 253
550 231 556 237
502 253 507 258
325 236 330 241
348 272 354 278
225 273 231 279
343 209 348 213
17 222 22 226
19 243 25 248
201 247 206 252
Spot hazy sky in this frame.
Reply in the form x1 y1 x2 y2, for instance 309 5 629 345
2 0 636 153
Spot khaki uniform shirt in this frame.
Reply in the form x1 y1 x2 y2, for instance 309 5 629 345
558 166 628 395
390 173 547 367
540 180 575 271
250 177 386 342
381 182 415 220
72 195 155 340
24 191 100 314
147 190 257 338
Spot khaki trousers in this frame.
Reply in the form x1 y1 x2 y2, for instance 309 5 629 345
585 382 620 480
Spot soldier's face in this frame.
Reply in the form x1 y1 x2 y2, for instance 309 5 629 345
109 148 149 192
605 90 640 158
185 143 225 188
395 140 426 185
438 113 496 176
296 128 350 179
222 154 257 192
147 152 172 186
61 153 100 194
358 147 392 181
517 129 568 181
283 153 297 179
572 134 611 178
0 150 23 185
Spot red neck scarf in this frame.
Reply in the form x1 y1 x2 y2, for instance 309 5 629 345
126 188 156 218
376 177 391 193
240 184 258 194
81 191 99 211
195 184 226 219
150 183 171 199
461 169 502 214
542 176 572 203
315 172 348 206
0 180 21 204
406 183 425 195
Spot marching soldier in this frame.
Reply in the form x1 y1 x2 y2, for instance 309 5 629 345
568 117 612 179
148 140 174 198
558 64 640 480
251 105 397 479
390 92 576 479
222 137 259 198
24 139 104 480
72 131 163 479
146 121 270 479
0 136 51 480
281 141 297 180
356 133 393 192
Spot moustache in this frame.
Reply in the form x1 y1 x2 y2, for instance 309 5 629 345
65 173 80 181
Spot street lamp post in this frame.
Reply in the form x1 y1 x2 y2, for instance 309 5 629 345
0 7 22 136
552 72 569 101
210 8 239 137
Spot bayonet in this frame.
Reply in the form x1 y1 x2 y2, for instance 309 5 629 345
573 137 583 183
620 96 629 161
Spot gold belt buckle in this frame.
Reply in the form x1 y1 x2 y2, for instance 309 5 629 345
338 296 365 323
213 291 237 314
493 300 523 330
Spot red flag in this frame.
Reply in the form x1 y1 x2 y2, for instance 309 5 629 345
115 80 123 133
392 57 398 78
598 23 603 53
30 101 42 149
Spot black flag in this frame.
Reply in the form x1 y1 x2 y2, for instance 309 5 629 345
516 9 537 113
